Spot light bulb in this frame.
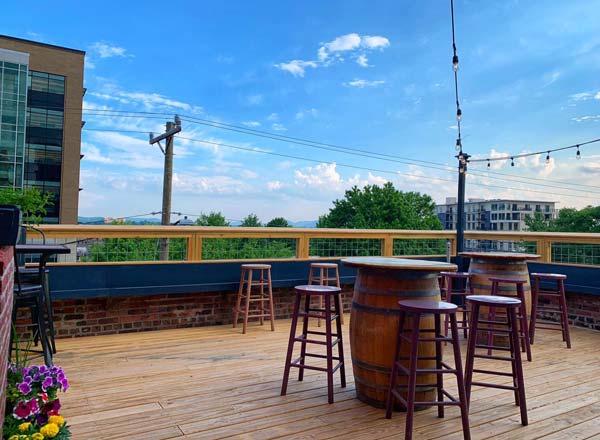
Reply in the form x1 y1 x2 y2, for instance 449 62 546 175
457 108 462 122
511 157 515 167
455 138 461 151
452 55 459 72
545 152 550 164
487 160 491 168
576 147 581 160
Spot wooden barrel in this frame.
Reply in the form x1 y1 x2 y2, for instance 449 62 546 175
349 267 442 411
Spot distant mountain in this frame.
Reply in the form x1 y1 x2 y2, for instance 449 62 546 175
78 216 317 227
289 220 317 228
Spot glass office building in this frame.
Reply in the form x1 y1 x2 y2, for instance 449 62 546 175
0 48 29 191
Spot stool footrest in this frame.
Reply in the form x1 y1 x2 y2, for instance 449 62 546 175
474 326 513 334
475 344 511 352
473 353 514 362
391 388 461 407
399 334 453 343
471 381 517 391
534 325 564 331
536 307 562 313
472 368 514 377
306 330 341 337
476 319 510 327
289 357 343 373
395 362 457 375
294 335 340 347
537 291 561 297
304 353 342 361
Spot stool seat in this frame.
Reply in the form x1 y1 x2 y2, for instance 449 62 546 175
488 276 526 285
295 285 341 295
440 271 471 278
398 299 457 313
530 272 567 280
310 262 338 268
241 263 272 269
466 295 521 307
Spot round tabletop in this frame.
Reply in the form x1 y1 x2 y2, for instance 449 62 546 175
341 257 457 271
459 251 540 260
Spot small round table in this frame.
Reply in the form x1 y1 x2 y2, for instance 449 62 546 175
342 257 457 410
459 252 540 314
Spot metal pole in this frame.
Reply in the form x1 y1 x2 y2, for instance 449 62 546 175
159 121 175 261
455 152 469 271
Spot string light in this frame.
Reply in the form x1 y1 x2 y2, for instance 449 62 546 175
452 54 459 71
487 160 491 168
457 108 462 122
546 151 550 164
576 145 581 160
511 157 515 167
456 138 461 151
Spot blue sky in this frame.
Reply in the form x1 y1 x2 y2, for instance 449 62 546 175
4 0 600 222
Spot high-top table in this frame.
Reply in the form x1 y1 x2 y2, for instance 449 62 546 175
459 252 540 314
342 257 457 410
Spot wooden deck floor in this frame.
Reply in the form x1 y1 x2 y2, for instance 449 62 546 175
54 319 600 440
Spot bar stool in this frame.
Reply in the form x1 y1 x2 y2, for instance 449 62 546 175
438 275 448 300
488 277 532 362
440 271 473 339
530 273 571 348
465 295 528 426
233 264 275 334
308 262 344 326
281 285 345 404
385 300 470 440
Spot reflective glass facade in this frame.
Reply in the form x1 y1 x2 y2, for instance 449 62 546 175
25 71 65 223
0 58 28 189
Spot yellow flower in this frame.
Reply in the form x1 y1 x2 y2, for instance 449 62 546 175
39 423 60 438
48 415 65 427
18 422 32 432
32 434 44 440
8 435 20 440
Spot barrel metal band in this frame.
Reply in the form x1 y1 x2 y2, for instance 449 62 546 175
471 283 531 292
356 286 440 297
351 301 401 315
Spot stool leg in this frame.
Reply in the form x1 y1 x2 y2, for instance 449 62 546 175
325 294 334 404
405 312 421 440
233 269 245 328
243 269 252 334
509 307 528 426
487 282 498 355
334 265 344 325
444 286 450 338
298 293 310 381
435 313 444 418
464 303 480 407
529 277 539 345
317 267 324 328
267 268 275 331
42 273 57 354
281 291 302 396
259 269 265 326
558 280 571 348
334 292 346 388
517 284 532 362
385 310 406 419
449 313 471 440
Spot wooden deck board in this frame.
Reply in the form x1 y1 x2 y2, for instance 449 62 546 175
53 319 600 440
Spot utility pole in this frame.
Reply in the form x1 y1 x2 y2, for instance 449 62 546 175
150 116 181 261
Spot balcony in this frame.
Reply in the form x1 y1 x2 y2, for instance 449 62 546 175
11 225 600 438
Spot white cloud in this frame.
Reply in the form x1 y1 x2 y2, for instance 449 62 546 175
572 115 600 122
274 59 317 77
246 94 263 105
362 35 390 49
356 54 370 67
267 181 284 191
295 108 319 120
569 92 594 102
271 123 287 132
322 33 362 55
293 163 387 192
242 121 261 127
266 113 279 121
240 169 258 179
541 71 561 88
90 42 132 59
343 79 385 88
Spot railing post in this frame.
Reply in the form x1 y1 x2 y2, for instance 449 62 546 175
297 236 309 259
537 238 551 263
187 233 203 261
382 236 393 257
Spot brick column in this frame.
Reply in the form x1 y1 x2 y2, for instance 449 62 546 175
0 246 14 427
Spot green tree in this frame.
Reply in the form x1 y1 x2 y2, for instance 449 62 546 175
525 206 600 233
0 187 53 224
241 213 262 227
524 212 550 232
196 211 230 226
317 182 442 230
266 217 290 227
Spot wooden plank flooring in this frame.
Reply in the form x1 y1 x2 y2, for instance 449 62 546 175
52 319 600 439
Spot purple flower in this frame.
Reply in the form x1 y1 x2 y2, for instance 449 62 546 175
13 397 40 419
42 376 53 391
60 378 69 391
23 375 33 384
36 412 49 425
39 365 48 374
17 382 32 395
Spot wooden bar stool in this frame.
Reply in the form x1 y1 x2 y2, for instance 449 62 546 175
530 273 571 348
488 277 532 362
233 264 275 334
440 271 473 339
438 275 448 300
385 300 470 440
308 262 344 326
464 295 528 426
281 285 346 404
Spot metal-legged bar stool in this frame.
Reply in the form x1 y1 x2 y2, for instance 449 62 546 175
465 295 528 426
233 264 275 334
281 285 346 404
440 271 473 339
308 262 344 326
530 273 571 348
488 277 532 362
385 300 471 440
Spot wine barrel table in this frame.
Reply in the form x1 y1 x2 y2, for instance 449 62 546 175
460 252 540 315
341 257 457 411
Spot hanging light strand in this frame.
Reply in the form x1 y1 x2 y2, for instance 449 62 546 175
469 137 600 164
451 0 463 153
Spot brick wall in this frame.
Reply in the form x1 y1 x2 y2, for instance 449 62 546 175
537 292 600 332
14 287 354 339
0 246 14 427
